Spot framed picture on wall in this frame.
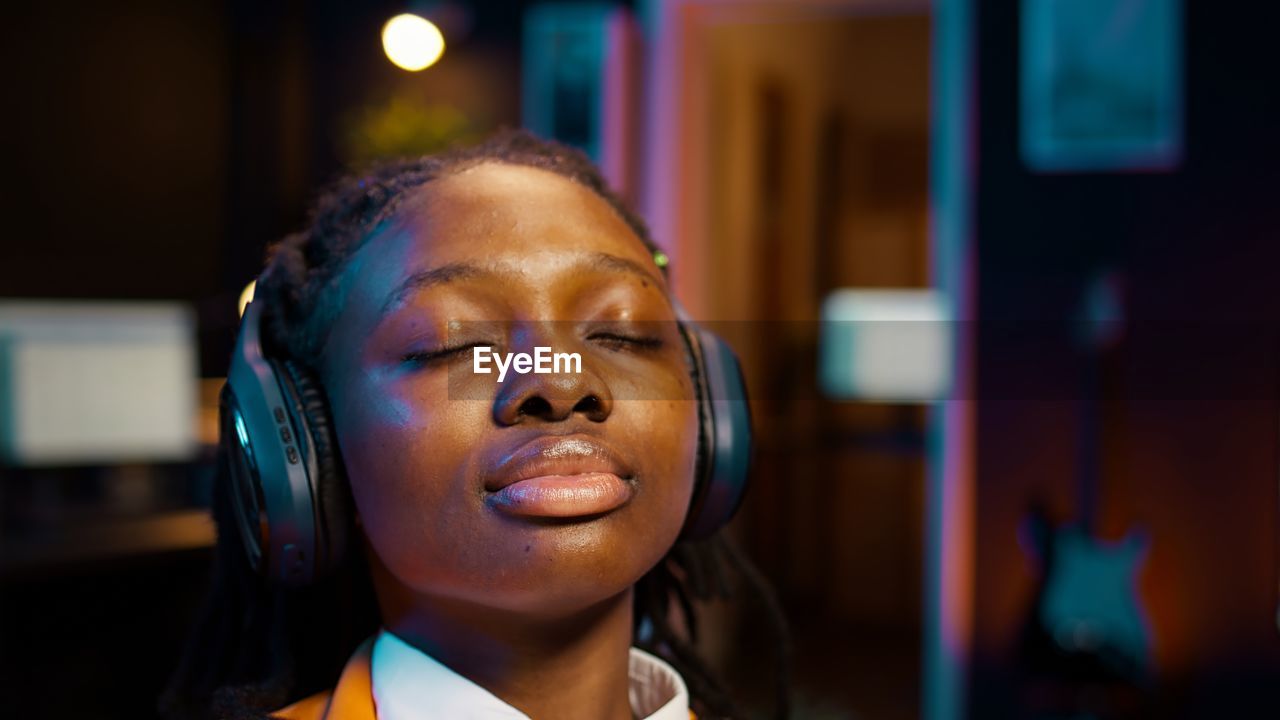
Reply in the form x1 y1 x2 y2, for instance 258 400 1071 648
522 4 611 162
1020 0 1183 172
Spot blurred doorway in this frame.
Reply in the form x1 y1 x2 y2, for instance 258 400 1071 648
645 3 933 718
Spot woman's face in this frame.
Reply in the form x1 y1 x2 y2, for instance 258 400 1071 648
320 162 699 619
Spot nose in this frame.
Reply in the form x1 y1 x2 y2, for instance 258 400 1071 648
491 324 614 426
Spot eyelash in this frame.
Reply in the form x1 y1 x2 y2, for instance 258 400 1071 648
401 334 663 366
401 342 491 366
588 332 664 351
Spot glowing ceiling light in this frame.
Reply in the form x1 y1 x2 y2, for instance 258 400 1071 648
382 13 445 72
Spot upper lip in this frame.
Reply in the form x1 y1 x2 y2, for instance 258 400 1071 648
482 434 635 493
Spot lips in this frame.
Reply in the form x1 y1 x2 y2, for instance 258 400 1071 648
482 435 636 519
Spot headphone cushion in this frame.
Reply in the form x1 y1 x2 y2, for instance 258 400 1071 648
280 360 352 574
681 323 713 495
679 324 753 541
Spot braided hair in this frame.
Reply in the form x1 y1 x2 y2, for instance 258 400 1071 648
160 128 790 720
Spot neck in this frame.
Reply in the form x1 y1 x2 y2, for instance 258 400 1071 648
376 577 637 720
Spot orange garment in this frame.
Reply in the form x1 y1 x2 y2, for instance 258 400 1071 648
272 638 375 720
271 638 698 720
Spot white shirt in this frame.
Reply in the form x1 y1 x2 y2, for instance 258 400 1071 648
371 628 691 720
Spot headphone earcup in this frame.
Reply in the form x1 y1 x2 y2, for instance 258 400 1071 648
678 322 753 541
277 359 352 578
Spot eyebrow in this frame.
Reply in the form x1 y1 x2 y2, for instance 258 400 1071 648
582 251 666 288
378 251 665 319
380 262 490 317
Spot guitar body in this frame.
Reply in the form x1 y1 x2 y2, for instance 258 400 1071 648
1033 523 1151 681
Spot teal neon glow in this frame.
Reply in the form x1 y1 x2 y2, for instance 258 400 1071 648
234 409 251 451
925 0 975 719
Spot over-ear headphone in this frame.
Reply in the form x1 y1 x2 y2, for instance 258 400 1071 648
221 297 753 586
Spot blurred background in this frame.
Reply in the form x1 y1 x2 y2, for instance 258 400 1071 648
1 0 1278 718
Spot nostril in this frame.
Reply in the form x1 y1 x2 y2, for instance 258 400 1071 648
517 396 552 418
574 394 602 415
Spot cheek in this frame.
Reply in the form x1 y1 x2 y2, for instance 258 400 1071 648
658 400 700 499
626 397 701 546
330 374 489 585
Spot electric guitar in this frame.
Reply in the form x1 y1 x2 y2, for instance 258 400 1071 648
1020 269 1152 702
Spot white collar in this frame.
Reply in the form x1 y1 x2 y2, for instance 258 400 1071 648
371 628 691 720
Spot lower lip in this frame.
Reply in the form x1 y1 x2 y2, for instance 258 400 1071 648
487 473 633 519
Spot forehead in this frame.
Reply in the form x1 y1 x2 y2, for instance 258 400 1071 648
388 161 650 267
332 162 664 324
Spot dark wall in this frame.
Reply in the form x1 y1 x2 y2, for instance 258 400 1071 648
0 3 530 717
972 1 1280 717
0 0 230 301
0 550 214 718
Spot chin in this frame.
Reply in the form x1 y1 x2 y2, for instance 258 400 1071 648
459 520 675 618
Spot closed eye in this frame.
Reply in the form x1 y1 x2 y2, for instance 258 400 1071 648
401 342 493 366
587 332 664 350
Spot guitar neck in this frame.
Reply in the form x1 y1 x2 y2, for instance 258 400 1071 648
1076 351 1102 533
1074 268 1126 535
